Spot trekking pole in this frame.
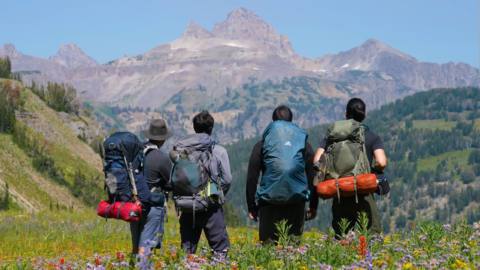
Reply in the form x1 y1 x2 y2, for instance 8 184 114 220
123 155 139 201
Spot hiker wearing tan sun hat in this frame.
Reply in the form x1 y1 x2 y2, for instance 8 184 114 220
130 118 173 258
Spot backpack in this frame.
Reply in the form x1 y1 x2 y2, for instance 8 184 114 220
102 132 144 202
319 119 371 202
169 134 223 213
256 120 309 205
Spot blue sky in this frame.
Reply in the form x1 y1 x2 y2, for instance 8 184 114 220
1 0 478 67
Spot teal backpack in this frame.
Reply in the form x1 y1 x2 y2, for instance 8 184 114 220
256 120 309 205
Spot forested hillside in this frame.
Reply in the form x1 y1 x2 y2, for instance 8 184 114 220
0 66 104 211
226 87 480 231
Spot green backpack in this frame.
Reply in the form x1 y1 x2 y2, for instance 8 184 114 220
318 119 371 202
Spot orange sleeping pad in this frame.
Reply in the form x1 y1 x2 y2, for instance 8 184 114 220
316 173 378 199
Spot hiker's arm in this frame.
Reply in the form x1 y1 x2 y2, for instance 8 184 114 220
218 148 232 194
313 148 325 164
246 141 262 219
305 143 318 220
313 137 327 164
372 134 387 172
373 149 387 171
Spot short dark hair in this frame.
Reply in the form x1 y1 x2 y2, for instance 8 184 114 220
272 105 293 122
193 110 214 135
346 98 366 122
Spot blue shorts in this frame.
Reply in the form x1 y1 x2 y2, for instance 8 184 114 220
138 206 166 249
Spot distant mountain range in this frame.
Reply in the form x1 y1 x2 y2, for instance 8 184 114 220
2 8 479 141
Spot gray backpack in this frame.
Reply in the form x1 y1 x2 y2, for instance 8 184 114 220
169 134 224 213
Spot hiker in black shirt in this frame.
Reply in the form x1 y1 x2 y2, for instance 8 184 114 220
130 119 172 256
313 98 388 236
246 105 318 243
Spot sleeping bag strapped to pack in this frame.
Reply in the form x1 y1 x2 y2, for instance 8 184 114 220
256 120 309 205
316 173 378 199
316 119 374 202
170 133 223 213
96 131 149 222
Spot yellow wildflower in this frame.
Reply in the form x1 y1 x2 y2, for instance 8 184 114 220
453 259 467 269
412 249 422 258
383 235 391 244
373 259 385 268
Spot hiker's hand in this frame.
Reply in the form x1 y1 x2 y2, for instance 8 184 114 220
313 161 321 171
306 208 317 221
248 212 258 222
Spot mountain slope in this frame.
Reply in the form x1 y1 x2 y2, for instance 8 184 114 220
225 87 480 230
0 79 103 212
1 8 479 142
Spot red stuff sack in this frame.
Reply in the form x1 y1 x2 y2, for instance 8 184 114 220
96 200 142 222
316 173 378 199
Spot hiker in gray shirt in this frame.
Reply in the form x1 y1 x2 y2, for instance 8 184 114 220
175 111 232 257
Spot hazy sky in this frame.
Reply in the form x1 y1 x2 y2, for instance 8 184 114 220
1 0 478 67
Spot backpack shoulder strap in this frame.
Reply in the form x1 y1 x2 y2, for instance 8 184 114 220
143 143 159 157
351 126 371 180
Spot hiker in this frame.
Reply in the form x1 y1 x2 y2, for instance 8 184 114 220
98 131 152 257
130 119 173 256
246 105 318 244
312 98 388 237
170 111 232 257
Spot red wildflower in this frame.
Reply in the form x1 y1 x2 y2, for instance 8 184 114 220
358 235 367 258
116 252 125 261
95 256 101 266
339 239 350 246
59 258 65 265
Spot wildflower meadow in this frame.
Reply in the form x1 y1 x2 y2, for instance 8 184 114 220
0 208 479 269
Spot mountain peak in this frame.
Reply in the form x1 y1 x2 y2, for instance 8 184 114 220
50 43 97 68
212 8 294 56
57 43 84 53
0 43 21 58
357 38 414 60
226 7 260 21
360 38 392 51
212 8 273 40
182 21 213 39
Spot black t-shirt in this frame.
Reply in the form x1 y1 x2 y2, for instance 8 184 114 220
143 148 172 190
319 128 384 166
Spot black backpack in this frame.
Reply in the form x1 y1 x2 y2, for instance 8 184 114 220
102 132 144 202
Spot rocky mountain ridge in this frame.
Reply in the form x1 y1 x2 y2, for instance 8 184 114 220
1 8 479 141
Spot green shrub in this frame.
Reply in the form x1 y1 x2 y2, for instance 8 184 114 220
0 80 22 133
0 57 11 79
30 81 80 114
